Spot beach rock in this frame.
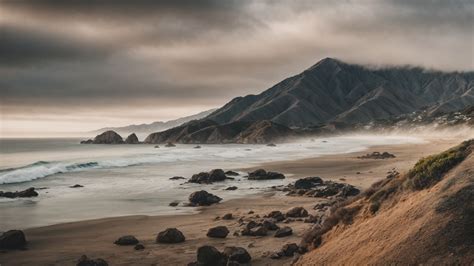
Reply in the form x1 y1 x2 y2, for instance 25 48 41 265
274 226 293 237
0 230 27 249
222 213 233 220
189 169 226 184
294 177 323 189
358 151 396 159
124 133 140 144
196 245 227 266
165 142 176 147
0 187 38 199
194 145 201 149
134 243 145 250
281 243 299 256
154 145 160 148
266 143 276 147
70 184 84 188
262 219 279 230
223 247 252 263
265 210 285 222
207 226 229 238
188 190 222 206
225 171 239 176
169 201 180 207
114 235 139 246
76 255 108 266
225 186 238 191
169 176 186 180
286 207 309 218
250 226 268 236
80 139 93 144
92 130 124 144
248 169 285 180
209 169 227 181
156 228 185 243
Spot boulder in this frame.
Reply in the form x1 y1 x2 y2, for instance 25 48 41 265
156 228 185 244
188 190 222 206
225 171 239 176
274 226 293 237
248 169 285 180
207 226 229 238
189 169 226 184
0 230 27 249
209 169 227 182
225 186 238 191
0 187 38 199
222 213 233 220
169 201 180 207
125 133 140 144
222 247 252 263
250 226 268 236
92 130 124 144
134 244 145 250
196 245 227 266
262 219 279 230
265 210 285 222
114 235 139 246
76 255 108 266
281 243 299 256
286 207 309 218
294 177 323 189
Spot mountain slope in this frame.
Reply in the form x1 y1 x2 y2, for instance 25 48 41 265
206 58 474 127
296 139 474 265
90 108 217 138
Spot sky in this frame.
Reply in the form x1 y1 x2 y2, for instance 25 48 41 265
0 0 473 137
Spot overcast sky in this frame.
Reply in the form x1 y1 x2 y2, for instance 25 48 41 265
1 0 473 137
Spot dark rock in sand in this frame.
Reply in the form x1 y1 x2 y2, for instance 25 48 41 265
156 228 185 243
262 219 279 230
188 190 222 206
207 226 230 238
114 235 139 246
358 151 396 159
281 243 299 256
134 244 145 250
294 177 323 189
70 184 84 188
265 210 285 222
286 207 309 218
222 213 233 220
0 187 38 199
248 169 285 180
124 133 140 144
165 142 176 147
196 245 227 266
77 255 108 266
225 186 238 191
225 170 239 176
0 230 27 249
242 225 267 236
304 215 320 223
223 246 252 263
169 176 186 180
91 130 124 144
274 226 293 237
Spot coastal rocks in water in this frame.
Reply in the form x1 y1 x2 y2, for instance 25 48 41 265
188 190 222 206
165 142 176 147
0 230 27 249
222 247 252 264
189 169 227 184
0 187 38 199
169 200 180 207
225 186 238 191
77 255 108 266
80 139 93 144
225 170 239 176
358 151 396 159
156 228 185 244
125 133 140 144
274 226 293 237
286 207 309 218
114 235 139 246
267 143 276 147
265 210 285 222
247 169 285 180
195 245 228 266
169 176 186 180
294 177 323 189
207 226 230 238
70 184 84 188
91 130 124 144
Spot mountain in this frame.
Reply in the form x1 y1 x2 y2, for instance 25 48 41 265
90 108 217 139
296 139 474 264
205 58 474 128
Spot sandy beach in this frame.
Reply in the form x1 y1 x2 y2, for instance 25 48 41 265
0 137 465 265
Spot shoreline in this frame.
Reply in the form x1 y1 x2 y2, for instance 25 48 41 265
0 136 467 265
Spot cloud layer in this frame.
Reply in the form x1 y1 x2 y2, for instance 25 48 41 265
1 0 473 136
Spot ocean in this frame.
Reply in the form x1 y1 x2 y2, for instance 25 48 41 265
0 135 424 229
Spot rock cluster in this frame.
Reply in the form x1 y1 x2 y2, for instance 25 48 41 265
77 255 108 266
285 177 360 198
0 187 38 198
271 243 307 259
247 169 285 180
190 245 251 265
189 169 227 184
358 151 396 159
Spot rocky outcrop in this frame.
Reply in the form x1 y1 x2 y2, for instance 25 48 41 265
124 133 140 144
247 169 285 180
156 228 185 244
285 177 360 198
358 151 396 159
85 130 124 144
188 190 222 206
0 187 38 198
0 230 27 249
